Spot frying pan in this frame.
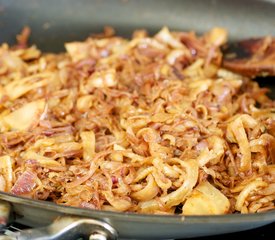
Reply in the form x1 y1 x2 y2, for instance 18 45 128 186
0 0 274 239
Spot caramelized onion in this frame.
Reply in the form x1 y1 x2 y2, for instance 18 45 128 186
0 27 274 215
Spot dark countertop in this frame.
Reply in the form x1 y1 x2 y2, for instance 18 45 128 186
178 222 274 240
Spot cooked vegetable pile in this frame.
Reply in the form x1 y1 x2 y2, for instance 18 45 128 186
0 27 274 214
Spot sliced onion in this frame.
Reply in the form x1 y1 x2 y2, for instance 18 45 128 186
2 99 46 131
235 178 268 212
182 181 230 215
131 174 159 201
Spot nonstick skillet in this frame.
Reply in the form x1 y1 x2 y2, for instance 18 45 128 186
0 0 274 239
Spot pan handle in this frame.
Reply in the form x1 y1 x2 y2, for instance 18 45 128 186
4 217 118 240
0 201 118 240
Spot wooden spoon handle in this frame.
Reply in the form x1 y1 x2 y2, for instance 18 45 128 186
222 37 275 77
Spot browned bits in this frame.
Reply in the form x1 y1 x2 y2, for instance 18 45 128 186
0 27 274 215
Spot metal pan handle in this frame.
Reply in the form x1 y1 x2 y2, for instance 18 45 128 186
0 201 118 240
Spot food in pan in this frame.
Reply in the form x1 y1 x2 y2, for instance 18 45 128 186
0 27 274 215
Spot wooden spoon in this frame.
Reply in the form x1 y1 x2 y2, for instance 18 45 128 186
222 36 275 77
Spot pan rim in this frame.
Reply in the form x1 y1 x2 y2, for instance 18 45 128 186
1 191 274 224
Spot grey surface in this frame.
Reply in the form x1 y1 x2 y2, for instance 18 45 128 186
0 0 274 239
